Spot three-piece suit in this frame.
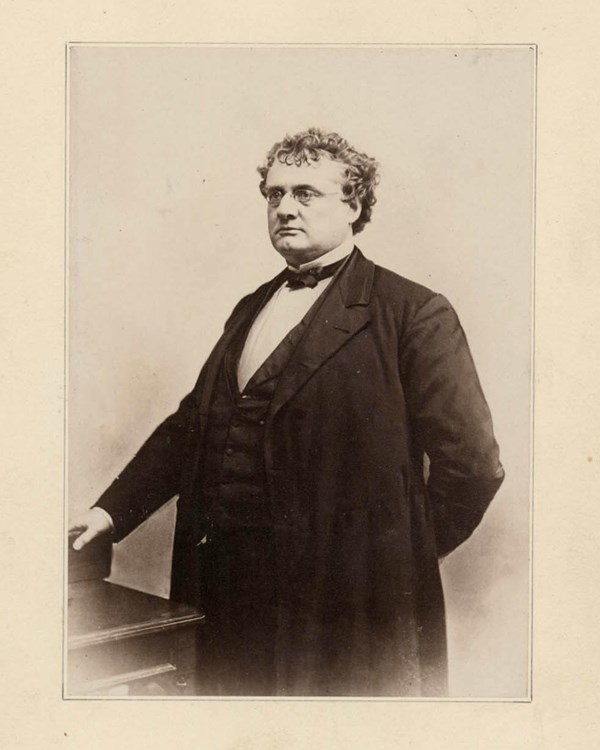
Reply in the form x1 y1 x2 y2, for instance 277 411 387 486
95 247 504 696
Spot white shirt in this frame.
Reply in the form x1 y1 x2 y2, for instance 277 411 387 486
237 238 354 392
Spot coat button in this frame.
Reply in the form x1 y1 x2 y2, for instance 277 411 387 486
225 447 234 455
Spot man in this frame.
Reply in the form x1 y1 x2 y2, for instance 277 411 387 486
70 127 504 697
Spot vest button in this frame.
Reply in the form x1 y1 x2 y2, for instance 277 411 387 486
225 447 234 455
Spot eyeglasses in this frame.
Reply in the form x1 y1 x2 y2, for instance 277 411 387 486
264 187 340 207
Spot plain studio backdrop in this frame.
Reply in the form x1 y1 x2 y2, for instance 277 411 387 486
67 45 534 699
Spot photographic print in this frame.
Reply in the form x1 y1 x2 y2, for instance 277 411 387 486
66 44 534 700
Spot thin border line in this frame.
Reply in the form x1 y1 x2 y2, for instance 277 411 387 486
63 696 534 703
528 43 538 704
63 41 537 703
62 42 70 702
65 42 536 47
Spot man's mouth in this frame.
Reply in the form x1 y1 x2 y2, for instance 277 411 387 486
277 227 303 235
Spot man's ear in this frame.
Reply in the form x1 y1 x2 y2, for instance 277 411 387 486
347 200 362 226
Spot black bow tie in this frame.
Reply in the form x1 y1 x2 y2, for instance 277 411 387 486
284 257 347 290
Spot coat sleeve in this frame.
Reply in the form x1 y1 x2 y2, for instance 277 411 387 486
91 282 278 542
399 293 505 558
90 287 265 542
93 388 199 542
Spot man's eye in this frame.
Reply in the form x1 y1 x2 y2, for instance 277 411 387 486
267 190 283 203
294 189 315 201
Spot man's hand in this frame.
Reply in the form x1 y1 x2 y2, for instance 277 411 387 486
69 508 114 551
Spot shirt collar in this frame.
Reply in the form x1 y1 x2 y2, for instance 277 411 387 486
287 235 355 273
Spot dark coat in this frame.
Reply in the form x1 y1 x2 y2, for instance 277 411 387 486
96 248 504 696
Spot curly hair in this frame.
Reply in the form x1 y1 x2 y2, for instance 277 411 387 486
257 128 380 235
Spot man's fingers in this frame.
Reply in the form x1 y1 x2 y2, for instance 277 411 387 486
72 529 94 551
69 508 113 551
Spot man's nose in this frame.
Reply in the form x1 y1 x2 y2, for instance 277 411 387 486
276 192 299 218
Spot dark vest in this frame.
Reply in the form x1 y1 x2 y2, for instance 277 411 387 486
201 284 331 529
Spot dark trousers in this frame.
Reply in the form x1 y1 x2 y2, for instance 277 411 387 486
195 526 278 696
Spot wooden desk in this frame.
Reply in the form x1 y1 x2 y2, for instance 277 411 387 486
67 538 204 697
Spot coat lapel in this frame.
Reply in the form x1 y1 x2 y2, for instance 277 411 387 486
270 248 375 418
196 272 285 421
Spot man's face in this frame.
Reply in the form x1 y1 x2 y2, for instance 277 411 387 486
264 158 360 267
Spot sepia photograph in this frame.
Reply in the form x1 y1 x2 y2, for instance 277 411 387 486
65 44 534 700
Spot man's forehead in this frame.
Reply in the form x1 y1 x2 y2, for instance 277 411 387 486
265 158 345 187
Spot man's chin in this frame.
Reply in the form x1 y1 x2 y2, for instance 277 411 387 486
273 234 305 247
272 238 309 260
